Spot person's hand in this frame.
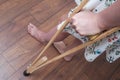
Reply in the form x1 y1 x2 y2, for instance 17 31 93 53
71 11 105 36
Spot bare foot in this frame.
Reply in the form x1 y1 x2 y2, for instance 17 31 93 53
28 23 47 42
53 41 73 61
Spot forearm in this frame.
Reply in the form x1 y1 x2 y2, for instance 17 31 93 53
98 0 120 30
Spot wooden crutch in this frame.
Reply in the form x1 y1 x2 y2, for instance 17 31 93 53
23 0 120 76
23 26 120 76
23 0 88 76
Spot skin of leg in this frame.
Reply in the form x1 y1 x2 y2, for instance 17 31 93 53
28 23 82 61
28 14 81 61
45 14 69 42
28 14 69 43
64 38 82 61
46 26 70 42
54 38 82 61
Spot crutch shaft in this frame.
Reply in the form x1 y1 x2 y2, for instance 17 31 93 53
30 26 120 73
30 0 89 66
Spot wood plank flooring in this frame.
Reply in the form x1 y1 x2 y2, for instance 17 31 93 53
0 0 119 80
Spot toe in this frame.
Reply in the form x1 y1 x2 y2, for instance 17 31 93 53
28 25 32 33
29 23 35 28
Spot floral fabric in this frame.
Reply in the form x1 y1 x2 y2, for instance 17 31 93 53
57 0 119 63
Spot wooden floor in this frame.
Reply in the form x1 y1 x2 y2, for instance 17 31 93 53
0 0 120 80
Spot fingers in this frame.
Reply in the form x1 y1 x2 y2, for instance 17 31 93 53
69 18 86 36
69 17 77 29
69 17 84 36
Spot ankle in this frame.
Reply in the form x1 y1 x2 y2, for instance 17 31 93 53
37 31 47 42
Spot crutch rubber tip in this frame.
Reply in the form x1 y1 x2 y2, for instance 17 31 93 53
23 70 31 76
